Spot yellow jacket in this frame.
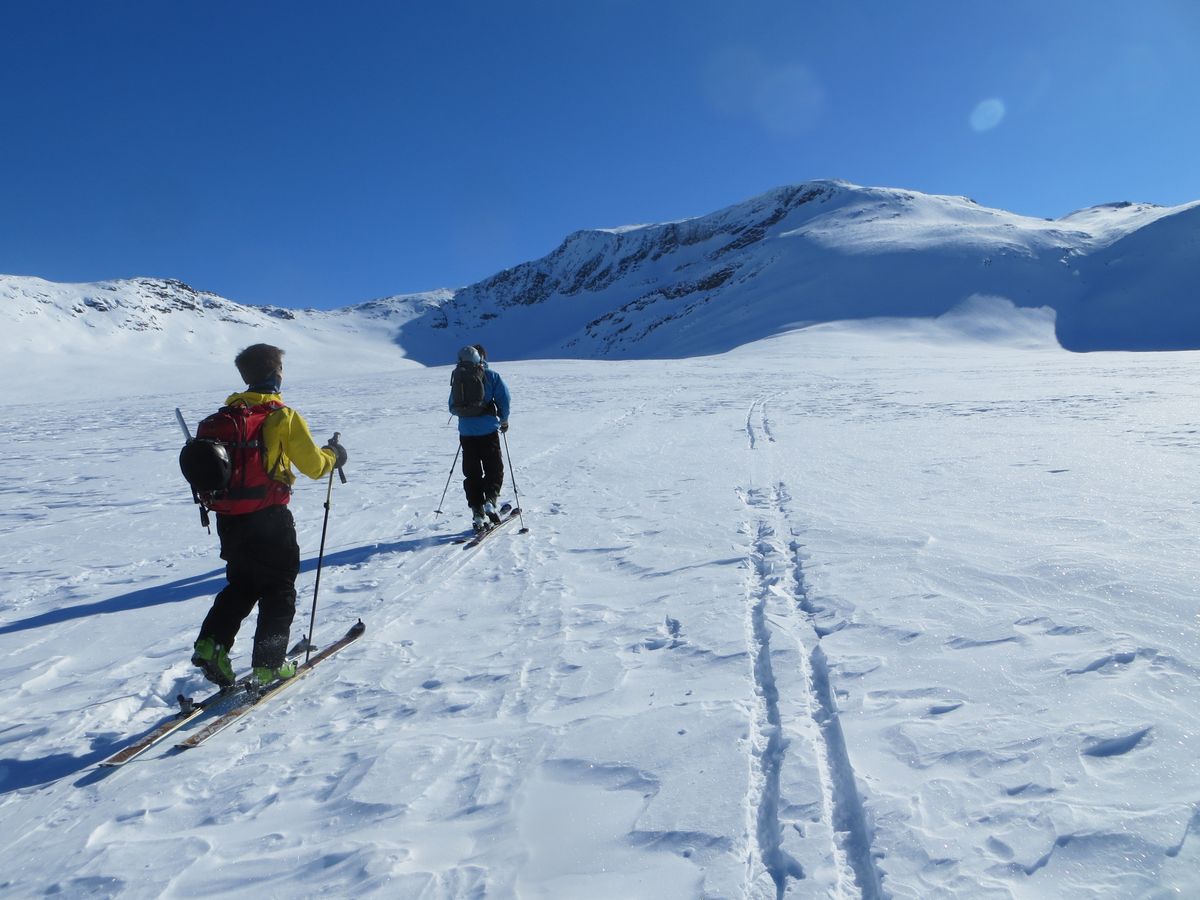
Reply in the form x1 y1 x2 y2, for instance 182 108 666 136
224 391 337 486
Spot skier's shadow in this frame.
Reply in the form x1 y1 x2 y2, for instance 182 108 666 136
0 723 178 792
0 569 228 637
299 534 449 574
0 535 449 638
0 740 122 793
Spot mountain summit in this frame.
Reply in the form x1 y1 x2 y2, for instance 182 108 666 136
3 181 1198 378
393 180 1199 360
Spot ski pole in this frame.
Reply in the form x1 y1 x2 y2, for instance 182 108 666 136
435 444 461 516
501 430 528 534
305 433 345 664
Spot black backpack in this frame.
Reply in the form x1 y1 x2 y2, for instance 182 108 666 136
450 361 494 417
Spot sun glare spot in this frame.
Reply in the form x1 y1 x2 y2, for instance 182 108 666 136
969 98 1007 132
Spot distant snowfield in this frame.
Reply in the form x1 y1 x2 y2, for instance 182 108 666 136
2 302 1198 899
0 275 429 399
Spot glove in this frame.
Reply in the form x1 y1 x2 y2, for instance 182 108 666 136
324 441 348 468
500 421 509 434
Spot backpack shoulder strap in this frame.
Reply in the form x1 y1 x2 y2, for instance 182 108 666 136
247 400 287 413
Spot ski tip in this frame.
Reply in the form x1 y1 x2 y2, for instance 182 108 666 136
350 618 366 637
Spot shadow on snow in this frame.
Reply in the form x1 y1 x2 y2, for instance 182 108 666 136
0 535 443 638
1 533 449 792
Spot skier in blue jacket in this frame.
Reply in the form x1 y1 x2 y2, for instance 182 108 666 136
448 344 511 531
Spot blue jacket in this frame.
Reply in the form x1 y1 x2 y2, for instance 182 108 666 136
450 367 511 437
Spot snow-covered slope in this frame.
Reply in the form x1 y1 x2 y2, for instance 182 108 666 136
2 316 1198 898
392 180 1200 360
4 181 1198 384
0 275 443 395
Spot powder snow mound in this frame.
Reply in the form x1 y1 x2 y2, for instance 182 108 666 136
801 295 1060 351
932 295 1059 349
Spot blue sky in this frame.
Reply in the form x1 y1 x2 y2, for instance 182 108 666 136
2 1 1197 310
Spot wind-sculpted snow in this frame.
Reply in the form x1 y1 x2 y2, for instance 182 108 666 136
1 325 1198 897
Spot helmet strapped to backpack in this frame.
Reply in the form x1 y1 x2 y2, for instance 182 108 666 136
450 347 495 417
180 401 290 526
179 439 232 494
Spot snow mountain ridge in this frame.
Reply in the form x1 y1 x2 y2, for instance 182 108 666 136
405 180 1199 361
3 179 1198 389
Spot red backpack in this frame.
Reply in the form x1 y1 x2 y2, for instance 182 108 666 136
179 401 290 525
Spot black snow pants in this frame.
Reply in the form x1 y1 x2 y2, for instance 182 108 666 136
198 504 299 669
460 432 504 509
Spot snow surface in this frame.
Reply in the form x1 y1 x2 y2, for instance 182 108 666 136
2 294 1198 898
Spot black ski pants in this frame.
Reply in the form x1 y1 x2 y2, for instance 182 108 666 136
198 504 299 669
460 431 504 509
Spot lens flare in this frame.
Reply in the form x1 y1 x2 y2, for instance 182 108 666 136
969 98 1007 132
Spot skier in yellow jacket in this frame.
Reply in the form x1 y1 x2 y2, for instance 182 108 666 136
190 343 348 687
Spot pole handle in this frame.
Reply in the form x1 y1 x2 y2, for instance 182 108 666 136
328 432 347 483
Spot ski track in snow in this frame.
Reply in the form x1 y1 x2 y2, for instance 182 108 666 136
2 339 1200 898
742 395 881 898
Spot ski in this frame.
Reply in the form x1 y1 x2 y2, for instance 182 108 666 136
174 619 365 751
450 503 514 545
459 507 522 549
98 636 317 768
98 681 251 768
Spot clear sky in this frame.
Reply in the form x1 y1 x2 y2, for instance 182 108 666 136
2 1 1197 310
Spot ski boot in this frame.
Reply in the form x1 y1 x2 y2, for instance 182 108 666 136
471 506 489 533
482 497 502 525
253 660 298 686
192 637 235 687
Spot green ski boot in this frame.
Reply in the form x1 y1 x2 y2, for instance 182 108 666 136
253 660 298 686
192 637 235 687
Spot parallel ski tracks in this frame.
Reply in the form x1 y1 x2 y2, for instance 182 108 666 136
743 397 883 899
746 397 777 449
